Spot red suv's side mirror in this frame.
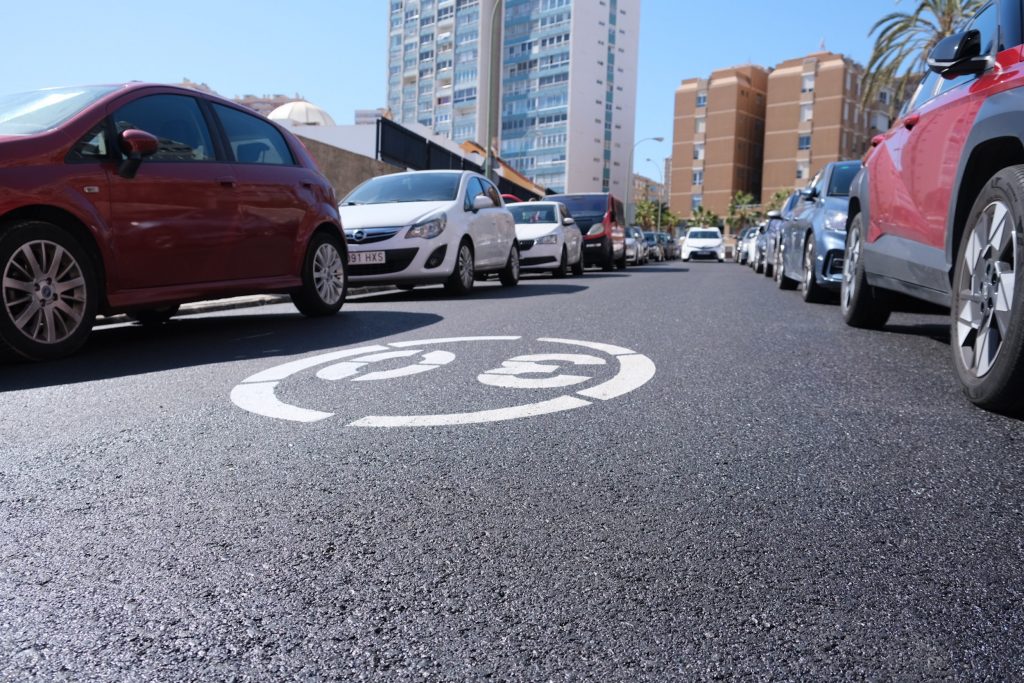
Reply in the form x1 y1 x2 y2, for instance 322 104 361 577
117 129 159 179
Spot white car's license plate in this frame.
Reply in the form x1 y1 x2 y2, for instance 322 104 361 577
349 251 385 265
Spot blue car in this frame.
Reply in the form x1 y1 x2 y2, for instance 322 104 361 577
776 161 862 302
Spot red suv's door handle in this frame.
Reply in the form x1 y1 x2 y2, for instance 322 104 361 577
903 113 920 130
217 176 237 188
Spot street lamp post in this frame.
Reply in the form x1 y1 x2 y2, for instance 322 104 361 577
646 158 665 236
626 136 664 226
483 0 504 181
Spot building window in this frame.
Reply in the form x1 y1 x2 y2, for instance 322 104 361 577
800 104 813 122
798 135 811 151
696 92 707 108
695 116 705 134
693 143 704 160
692 169 703 185
801 74 815 94
691 194 703 211
796 161 809 180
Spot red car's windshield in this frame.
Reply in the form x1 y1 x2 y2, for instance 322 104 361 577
0 86 117 136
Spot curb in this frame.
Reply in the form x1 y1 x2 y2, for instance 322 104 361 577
96 286 395 326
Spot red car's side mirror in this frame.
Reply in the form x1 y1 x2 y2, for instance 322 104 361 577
117 129 159 179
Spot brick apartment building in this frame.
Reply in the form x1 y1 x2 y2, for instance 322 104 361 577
669 52 896 227
670 65 769 219
761 52 892 203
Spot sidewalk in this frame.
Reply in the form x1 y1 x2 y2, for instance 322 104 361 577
96 286 394 325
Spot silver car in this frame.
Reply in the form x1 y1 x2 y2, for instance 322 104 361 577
776 161 861 302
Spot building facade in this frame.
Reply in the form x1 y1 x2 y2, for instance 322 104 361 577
632 173 664 204
761 52 893 203
386 0 639 194
670 65 769 219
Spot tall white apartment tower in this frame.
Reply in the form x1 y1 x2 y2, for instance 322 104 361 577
386 0 640 194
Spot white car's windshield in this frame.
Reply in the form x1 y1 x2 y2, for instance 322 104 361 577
689 230 720 240
0 86 117 135
343 173 461 205
509 205 556 224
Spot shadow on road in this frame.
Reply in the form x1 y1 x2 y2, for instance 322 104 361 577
625 265 689 274
0 310 443 391
351 280 586 304
882 322 951 345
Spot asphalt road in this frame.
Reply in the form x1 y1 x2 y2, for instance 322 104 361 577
2 260 1023 680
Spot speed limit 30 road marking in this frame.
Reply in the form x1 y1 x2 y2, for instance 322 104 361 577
230 336 656 427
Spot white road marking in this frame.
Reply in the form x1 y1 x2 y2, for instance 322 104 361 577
350 349 424 363
242 345 388 382
315 362 367 381
230 382 334 423
349 396 592 428
537 338 635 356
356 364 440 382
577 353 657 401
389 336 520 348
503 353 607 365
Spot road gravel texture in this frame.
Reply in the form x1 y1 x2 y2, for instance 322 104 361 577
1 262 1022 680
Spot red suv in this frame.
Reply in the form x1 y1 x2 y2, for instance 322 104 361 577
0 83 347 360
545 193 627 271
844 0 1024 414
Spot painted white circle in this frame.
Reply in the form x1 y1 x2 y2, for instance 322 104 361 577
230 336 655 427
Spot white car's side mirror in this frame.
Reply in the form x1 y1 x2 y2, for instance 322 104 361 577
562 217 575 226
472 195 495 211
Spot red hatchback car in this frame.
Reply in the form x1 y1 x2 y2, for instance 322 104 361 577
844 0 1024 414
0 83 347 360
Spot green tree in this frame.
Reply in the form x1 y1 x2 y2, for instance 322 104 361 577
766 189 793 213
635 199 677 232
861 0 983 115
690 205 721 228
726 191 757 237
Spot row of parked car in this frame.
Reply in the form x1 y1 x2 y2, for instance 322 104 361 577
0 81 682 362
735 3 1022 418
729 0 1024 417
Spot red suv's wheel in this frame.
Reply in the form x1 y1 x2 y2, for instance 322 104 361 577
0 221 98 360
952 166 1024 415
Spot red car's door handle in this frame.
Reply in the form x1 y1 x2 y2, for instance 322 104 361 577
217 176 237 188
903 113 920 130
301 180 316 189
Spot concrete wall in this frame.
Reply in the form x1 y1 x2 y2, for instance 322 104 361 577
295 134 403 199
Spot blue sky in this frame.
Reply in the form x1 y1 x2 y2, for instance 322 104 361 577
3 0 902 174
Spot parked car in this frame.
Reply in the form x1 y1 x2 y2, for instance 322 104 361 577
0 83 345 360
626 226 648 265
733 226 755 264
762 192 802 277
339 170 518 294
681 227 725 262
744 224 765 269
507 201 583 277
659 232 680 260
842 0 1024 414
644 231 664 262
545 192 627 271
776 160 861 301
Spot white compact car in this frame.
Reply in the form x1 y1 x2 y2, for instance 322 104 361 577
681 227 725 262
338 171 519 293
506 201 584 277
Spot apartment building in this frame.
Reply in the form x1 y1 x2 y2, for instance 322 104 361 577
670 65 769 219
761 51 893 203
386 0 640 194
632 173 664 204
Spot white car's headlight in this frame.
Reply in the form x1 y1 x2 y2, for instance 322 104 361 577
535 234 559 245
406 212 447 239
824 210 848 231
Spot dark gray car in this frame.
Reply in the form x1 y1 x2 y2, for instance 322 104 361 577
776 161 861 302
760 191 802 278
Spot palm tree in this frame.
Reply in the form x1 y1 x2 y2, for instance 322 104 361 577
691 205 720 228
726 191 757 237
766 189 793 213
861 0 984 115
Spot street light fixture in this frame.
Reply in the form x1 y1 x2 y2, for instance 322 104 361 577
626 136 664 226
